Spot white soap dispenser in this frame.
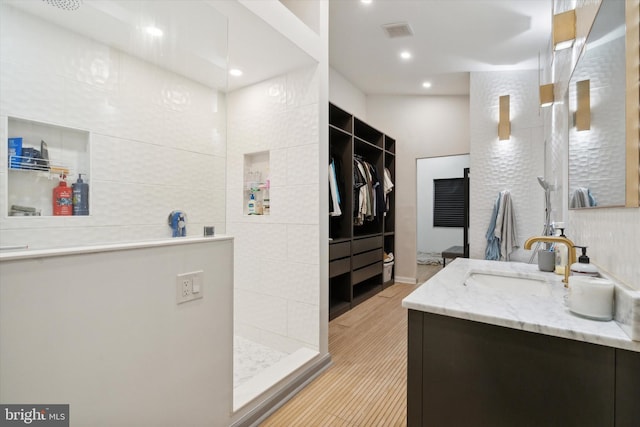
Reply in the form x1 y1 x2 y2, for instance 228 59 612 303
570 246 599 277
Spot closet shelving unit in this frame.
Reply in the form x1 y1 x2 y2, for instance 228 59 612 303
329 103 395 320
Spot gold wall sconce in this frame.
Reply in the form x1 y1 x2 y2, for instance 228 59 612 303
539 83 554 107
498 95 510 140
553 9 576 51
575 79 590 131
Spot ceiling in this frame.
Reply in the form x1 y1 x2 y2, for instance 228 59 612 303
329 0 553 96
3 0 315 93
4 0 553 96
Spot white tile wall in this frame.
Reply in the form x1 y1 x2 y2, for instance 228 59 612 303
0 4 226 248
469 70 545 261
227 66 320 352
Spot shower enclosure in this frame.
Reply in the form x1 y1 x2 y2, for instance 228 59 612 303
1 0 324 420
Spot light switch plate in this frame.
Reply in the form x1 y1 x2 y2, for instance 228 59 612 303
176 271 204 304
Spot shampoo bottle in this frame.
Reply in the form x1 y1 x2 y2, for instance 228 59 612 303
72 173 89 215
263 177 270 215
53 175 73 216
248 193 256 215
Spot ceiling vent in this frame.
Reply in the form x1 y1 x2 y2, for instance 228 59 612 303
381 22 414 38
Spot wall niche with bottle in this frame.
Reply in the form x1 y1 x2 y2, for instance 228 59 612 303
243 150 270 216
6 116 90 217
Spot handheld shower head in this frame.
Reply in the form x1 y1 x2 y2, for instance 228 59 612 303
537 176 549 191
537 176 556 191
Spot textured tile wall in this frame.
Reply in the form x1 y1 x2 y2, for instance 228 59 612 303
227 66 320 352
549 0 640 289
469 70 545 262
0 4 227 248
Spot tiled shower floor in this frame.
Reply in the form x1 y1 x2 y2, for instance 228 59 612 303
233 335 288 389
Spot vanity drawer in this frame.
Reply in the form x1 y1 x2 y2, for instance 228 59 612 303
329 241 351 260
353 248 383 270
329 258 350 278
352 261 382 285
352 235 382 254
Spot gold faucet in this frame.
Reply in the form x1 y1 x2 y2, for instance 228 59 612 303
524 236 576 286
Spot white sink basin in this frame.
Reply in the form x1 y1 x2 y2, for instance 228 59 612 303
464 270 552 297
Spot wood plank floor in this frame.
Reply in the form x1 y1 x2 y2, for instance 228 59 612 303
261 265 439 426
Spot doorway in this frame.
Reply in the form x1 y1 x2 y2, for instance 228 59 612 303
416 154 470 283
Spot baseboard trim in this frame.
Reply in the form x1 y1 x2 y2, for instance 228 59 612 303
230 353 333 427
394 275 417 285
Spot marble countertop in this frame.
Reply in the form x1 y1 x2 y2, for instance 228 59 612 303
402 258 640 353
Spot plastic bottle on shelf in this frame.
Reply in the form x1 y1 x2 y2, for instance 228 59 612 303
263 178 270 215
248 193 256 215
263 191 270 215
72 173 89 216
53 174 73 216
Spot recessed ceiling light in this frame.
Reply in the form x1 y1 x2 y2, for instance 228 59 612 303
400 51 412 60
229 68 243 77
145 26 163 37
361 0 373 4
422 81 432 89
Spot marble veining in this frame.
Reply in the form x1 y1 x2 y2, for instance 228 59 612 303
612 282 640 341
402 258 640 352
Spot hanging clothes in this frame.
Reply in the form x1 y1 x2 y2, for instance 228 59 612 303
369 164 384 219
329 158 342 217
361 161 375 221
353 159 367 226
384 168 394 212
353 157 382 226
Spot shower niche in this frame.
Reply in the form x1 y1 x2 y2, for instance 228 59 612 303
243 150 270 216
5 116 90 217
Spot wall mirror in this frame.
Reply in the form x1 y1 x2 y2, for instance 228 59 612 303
567 0 639 209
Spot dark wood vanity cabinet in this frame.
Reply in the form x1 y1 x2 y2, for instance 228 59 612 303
407 310 640 427
615 348 640 427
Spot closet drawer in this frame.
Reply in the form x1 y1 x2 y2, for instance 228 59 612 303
329 241 351 260
352 235 382 254
329 258 350 278
352 262 382 285
353 248 383 270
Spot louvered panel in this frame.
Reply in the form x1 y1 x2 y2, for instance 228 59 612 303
433 178 465 227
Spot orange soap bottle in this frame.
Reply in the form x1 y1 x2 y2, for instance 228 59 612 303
53 175 73 216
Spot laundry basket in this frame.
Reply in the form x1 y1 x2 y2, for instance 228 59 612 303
383 261 394 283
